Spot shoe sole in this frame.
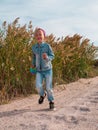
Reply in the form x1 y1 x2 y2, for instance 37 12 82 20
50 108 56 111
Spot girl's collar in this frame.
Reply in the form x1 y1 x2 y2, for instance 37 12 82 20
37 42 45 47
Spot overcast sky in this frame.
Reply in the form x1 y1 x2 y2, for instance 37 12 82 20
0 0 98 46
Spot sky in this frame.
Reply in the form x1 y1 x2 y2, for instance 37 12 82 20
0 0 98 46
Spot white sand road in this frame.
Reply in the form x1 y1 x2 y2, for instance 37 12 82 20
0 77 98 130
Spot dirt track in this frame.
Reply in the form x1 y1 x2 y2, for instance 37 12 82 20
0 77 98 130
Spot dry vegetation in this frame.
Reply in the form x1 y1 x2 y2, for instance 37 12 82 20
0 18 98 104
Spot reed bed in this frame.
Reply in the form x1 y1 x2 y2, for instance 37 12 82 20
0 18 98 104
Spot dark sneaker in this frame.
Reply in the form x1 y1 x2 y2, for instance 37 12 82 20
38 92 46 104
49 101 55 110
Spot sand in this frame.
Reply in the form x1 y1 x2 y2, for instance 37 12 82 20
0 76 98 130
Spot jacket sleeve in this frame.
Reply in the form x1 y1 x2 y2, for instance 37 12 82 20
32 54 36 67
47 44 55 61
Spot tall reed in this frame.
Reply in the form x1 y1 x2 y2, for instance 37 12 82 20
0 18 98 104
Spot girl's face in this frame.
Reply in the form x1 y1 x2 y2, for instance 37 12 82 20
35 30 45 43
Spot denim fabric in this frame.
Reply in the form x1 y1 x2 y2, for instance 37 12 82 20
36 69 54 102
32 42 54 71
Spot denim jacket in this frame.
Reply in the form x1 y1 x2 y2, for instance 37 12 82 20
32 42 54 71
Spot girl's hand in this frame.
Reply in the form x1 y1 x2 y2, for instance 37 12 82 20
31 65 35 68
42 53 47 59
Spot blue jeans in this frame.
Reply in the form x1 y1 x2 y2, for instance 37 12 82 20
36 69 54 102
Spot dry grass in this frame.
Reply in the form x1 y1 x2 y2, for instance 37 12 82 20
0 18 98 104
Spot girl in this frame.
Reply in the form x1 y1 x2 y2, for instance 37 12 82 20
32 28 55 110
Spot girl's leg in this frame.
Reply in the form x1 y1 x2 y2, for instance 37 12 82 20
36 72 44 96
45 69 54 102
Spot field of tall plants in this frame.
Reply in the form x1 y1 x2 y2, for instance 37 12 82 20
0 18 98 104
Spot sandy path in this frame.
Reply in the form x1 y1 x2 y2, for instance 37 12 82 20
0 77 98 130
